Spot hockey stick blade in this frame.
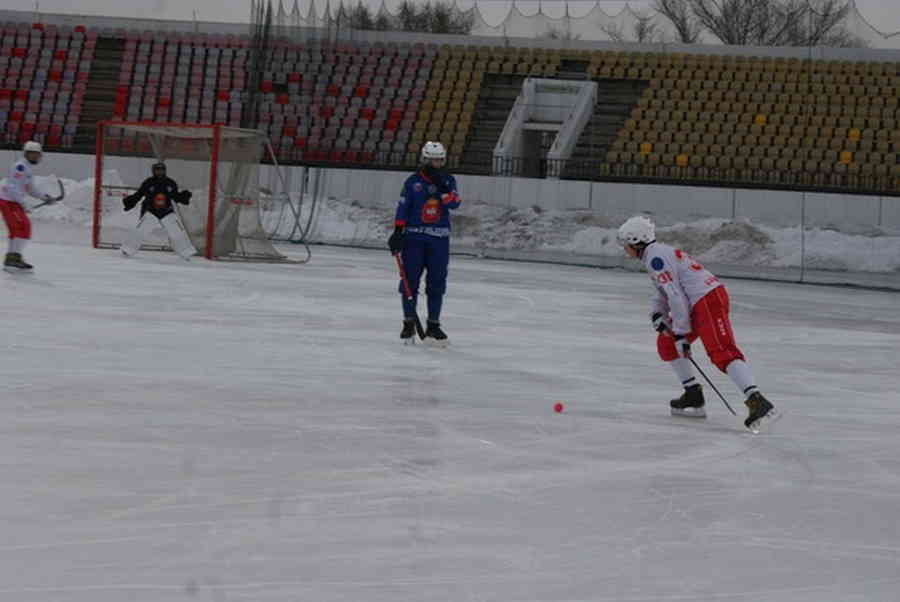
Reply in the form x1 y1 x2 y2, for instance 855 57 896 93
30 179 66 210
394 252 427 340
51 178 66 201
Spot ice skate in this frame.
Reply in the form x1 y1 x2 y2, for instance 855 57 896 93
670 384 706 418
3 252 33 273
744 392 780 433
424 321 449 348
400 319 417 345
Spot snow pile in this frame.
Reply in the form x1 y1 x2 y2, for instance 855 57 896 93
7 173 900 273
0 171 126 228
292 197 900 273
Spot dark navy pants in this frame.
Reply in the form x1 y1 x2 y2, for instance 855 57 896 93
399 234 449 322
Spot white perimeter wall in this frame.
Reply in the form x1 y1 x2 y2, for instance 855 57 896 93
318 167 900 232
6 150 898 233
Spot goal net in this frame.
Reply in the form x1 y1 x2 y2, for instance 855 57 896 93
93 122 287 261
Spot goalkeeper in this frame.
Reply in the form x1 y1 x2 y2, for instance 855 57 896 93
120 162 196 260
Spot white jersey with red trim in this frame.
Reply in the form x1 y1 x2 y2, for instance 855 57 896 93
641 241 722 336
1 159 37 206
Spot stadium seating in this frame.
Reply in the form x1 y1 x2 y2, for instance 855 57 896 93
0 21 95 149
263 39 436 164
592 51 900 191
3 15 899 193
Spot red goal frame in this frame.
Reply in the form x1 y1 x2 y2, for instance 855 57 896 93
93 121 225 260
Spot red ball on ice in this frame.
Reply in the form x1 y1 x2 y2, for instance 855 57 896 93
554 402 564 413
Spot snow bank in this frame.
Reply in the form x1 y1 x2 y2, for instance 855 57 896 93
288 197 900 274
6 174 900 274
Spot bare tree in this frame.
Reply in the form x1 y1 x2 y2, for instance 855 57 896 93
342 0 472 34
601 12 665 43
347 1 374 31
430 1 474 35
654 0 702 43
599 20 626 43
634 12 664 43
654 0 863 47
373 11 393 31
541 26 582 40
397 0 419 32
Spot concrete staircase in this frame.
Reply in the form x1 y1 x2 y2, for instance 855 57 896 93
74 36 125 152
563 79 648 179
458 73 527 175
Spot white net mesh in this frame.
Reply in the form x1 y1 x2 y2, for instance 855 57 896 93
95 122 287 261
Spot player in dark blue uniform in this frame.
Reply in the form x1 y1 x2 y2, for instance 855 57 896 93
388 141 461 345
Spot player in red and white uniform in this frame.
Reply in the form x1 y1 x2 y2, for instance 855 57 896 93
617 216 779 431
0 141 58 272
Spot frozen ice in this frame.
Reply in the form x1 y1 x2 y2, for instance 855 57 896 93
2 218 900 601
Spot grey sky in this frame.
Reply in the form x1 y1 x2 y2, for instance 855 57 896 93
5 0 900 34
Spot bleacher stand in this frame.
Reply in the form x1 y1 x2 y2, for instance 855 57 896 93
0 20 94 149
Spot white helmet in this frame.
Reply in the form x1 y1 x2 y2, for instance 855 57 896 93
23 140 43 154
421 141 446 162
617 215 656 246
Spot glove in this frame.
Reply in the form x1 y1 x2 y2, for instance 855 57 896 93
441 191 459 205
673 334 691 358
651 312 670 334
388 226 405 254
122 194 139 211
174 190 192 204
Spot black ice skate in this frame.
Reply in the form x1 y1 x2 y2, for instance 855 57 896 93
744 391 780 433
670 384 706 418
400 319 417 345
3 252 33 273
424 321 449 348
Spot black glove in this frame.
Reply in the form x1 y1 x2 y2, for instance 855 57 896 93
122 194 139 211
673 334 691 358
174 190 192 204
388 226 405 254
651 312 670 333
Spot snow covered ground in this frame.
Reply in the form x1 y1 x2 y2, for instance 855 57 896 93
2 224 900 601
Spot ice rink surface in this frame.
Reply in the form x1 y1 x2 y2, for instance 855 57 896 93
2 232 900 602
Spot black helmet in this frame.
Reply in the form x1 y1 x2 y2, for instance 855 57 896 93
152 162 166 173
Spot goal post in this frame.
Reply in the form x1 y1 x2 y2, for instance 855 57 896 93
93 121 290 261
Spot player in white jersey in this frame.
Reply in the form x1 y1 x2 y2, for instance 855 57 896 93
0 141 59 272
618 216 779 432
